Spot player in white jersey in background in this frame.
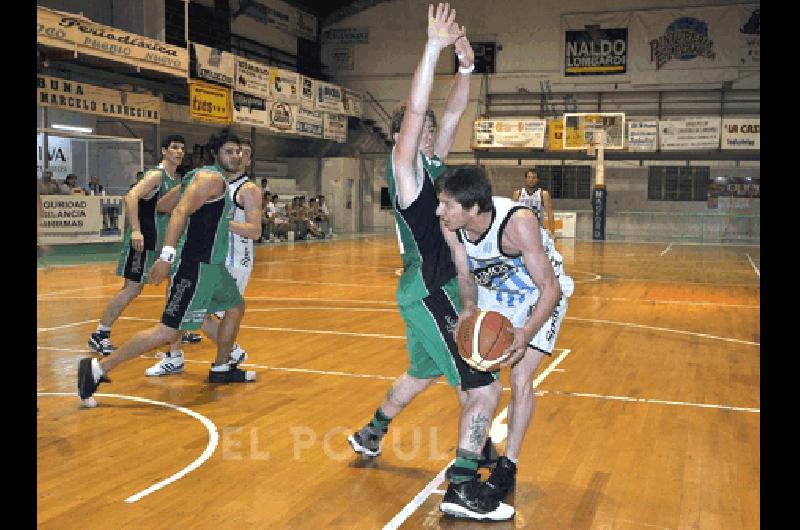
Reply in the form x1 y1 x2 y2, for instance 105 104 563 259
146 138 262 375
512 168 556 245
437 165 574 505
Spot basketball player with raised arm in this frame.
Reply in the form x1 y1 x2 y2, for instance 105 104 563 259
436 165 574 503
86 135 186 356
145 137 261 376
77 130 256 406
512 168 557 244
346 4 513 521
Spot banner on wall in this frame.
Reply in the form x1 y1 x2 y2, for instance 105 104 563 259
739 7 759 66
315 81 344 113
721 118 759 150
323 113 348 143
238 0 317 40
342 89 362 118
189 81 232 124
234 57 271 97
472 119 547 149
322 27 369 44
39 195 125 244
658 117 721 150
190 43 235 87
325 46 354 71
232 91 269 127
627 120 658 151
269 68 300 103
294 107 324 138
37 134 72 178
37 6 188 78
547 119 564 150
300 76 316 109
268 100 295 132
564 27 628 76
37 75 161 124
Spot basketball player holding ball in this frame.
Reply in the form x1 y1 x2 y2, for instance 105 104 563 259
436 165 574 503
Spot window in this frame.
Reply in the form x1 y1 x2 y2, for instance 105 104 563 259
648 166 709 201
535 165 591 199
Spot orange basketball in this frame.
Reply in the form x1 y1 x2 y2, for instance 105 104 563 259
456 310 515 371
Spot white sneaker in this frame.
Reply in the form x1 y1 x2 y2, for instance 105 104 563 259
145 353 185 376
229 344 247 366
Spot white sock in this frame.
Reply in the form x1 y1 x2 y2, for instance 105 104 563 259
91 358 105 382
210 363 231 372
169 349 183 358
96 324 111 334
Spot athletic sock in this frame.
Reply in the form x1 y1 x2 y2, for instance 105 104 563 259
369 408 392 432
96 324 111 334
210 363 231 372
450 449 481 484
169 349 183 357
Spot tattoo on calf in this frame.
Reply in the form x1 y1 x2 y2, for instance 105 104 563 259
468 413 489 451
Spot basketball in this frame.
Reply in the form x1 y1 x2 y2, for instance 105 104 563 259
456 310 515 371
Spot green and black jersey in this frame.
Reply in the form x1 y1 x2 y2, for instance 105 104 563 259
388 150 456 306
175 164 232 265
120 165 179 251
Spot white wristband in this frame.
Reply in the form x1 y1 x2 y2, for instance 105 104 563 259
160 246 176 264
458 63 475 74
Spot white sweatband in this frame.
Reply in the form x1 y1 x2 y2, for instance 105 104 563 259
458 63 475 74
160 246 176 264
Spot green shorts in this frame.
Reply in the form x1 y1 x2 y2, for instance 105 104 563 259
116 246 157 283
161 260 244 330
401 279 497 390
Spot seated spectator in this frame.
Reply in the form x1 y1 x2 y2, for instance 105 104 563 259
39 170 61 195
288 196 307 239
64 173 82 194
305 198 325 239
315 194 332 236
84 175 105 196
270 201 292 241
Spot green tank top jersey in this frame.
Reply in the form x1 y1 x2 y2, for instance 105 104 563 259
175 164 232 265
388 150 456 306
120 165 177 251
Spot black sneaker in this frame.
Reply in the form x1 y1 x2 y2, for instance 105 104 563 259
482 456 517 502
440 478 515 521
347 425 385 457
208 366 256 383
77 357 110 400
445 437 499 480
182 332 202 344
88 332 116 356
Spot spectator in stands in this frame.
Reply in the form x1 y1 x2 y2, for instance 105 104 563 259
306 198 325 239
40 170 61 194
262 193 276 242
315 194 332 236
270 198 292 241
261 178 271 201
288 196 307 239
84 175 105 196
64 173 82 194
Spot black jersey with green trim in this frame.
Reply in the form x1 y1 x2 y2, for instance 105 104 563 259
176 164 232 264
121 166 169 251
388 150 456 306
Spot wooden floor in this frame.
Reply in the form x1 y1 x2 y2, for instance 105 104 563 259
37 236 760 529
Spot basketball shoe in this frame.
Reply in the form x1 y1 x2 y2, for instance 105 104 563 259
208 365 256 383
88 332 116 356
347 424 385 457
445 437 499 480
145 351 185 376
481 456 517 502
77 357 110 405
440 478 515 521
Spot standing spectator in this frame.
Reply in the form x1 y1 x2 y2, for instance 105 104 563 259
262 193 277 242
315 194 332 236
40 170 61 194
260 178 270 201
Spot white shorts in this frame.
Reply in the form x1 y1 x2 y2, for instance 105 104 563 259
214 265 251 319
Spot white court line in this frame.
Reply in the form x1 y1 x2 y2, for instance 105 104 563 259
569 295 759 309
37 319 100 333
746 254 760 278
565 316 759 346
541 390 759 413
385 349 571 530
38 285 113 297
37 392 218 503
251 278 392 288
38 295 397 305
659 243 673 256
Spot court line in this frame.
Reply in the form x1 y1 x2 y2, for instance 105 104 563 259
37 295 397 305
565 316 759 346
37 319 100 333
659 243 673 256
37 392 219 503
541 389 759 413
569 295 759 309
746 253 760 278
385 349 572 529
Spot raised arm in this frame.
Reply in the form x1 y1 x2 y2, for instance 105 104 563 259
125 169 163 251
497 209 561 367
433 32 474 159
229 182 263 240
440 220 479 337
394 3 462 207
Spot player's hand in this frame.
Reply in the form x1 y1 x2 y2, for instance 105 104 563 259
496 327 529 369
454 30 474 68
148 259 171 285
131 229 144 252
454 303 478 342
427 3 461 51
